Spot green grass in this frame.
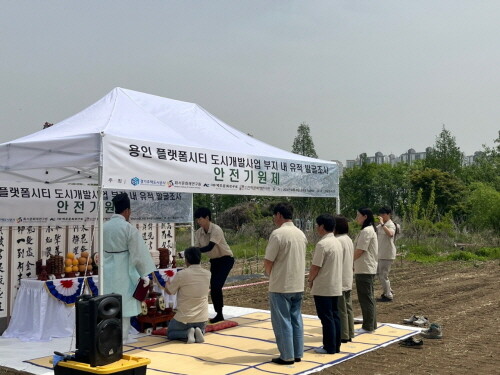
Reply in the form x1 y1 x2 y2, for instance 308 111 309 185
404 246 500 263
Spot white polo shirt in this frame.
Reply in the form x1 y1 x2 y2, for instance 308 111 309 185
265 222 307 293
353 226 378 275
310 233 343 297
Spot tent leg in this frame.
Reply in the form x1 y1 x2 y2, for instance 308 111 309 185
98 165 104 296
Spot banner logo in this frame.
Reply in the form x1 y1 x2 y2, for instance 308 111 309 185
131 177 140 186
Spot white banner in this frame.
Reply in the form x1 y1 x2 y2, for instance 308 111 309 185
102 135 339 197
0 182 193 226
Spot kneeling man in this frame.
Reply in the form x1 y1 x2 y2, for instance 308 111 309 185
166 247 211 343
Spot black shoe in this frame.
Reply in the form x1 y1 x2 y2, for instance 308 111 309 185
377 294 393 302
271 357 294 365
294 358 301 362
209 315 224 324
341 339 352 343
399 336 423 349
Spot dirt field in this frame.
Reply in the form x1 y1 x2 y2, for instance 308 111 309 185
225 259 500 375
1 259 498 375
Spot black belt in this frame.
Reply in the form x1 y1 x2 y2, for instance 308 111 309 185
105 250 128 254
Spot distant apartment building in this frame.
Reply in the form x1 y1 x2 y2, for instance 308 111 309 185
346 148 479 169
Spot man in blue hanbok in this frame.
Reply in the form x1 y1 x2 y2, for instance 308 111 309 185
103 193 156 344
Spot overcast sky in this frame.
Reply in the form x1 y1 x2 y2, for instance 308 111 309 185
1 1 499 164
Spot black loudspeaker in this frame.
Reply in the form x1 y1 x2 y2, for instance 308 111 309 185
75 293 123 367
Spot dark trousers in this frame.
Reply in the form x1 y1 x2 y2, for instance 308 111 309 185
209 256 235 315
355 274 377 331
313 295 341 353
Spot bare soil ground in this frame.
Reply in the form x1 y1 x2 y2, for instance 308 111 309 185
2 260 498 375
225 259 500 375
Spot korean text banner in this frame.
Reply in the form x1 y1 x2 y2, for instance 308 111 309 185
102 135 339 197
0 182 192 226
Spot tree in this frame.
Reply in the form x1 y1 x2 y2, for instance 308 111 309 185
425 126 464 173
290 122 324 222
465 182 500 233
460 131 500 190
292 122 318 158
339 162 411 218
409 168 465 217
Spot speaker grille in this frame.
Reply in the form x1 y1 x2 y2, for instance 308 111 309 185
97 319 122 356
75 293 123 367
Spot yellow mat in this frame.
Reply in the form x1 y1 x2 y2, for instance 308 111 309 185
26 312 419 375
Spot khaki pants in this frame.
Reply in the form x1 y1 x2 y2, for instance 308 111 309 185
338 290 354 340
355 274 377 331
377 259 394 298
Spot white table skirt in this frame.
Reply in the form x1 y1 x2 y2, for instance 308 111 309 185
2 278 79 342
2 270 177 342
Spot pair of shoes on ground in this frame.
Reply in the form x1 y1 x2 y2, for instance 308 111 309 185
209 314 224 324
399 336 423 349
377 293 394 302
403 315 429 326
271 357 301 365
355 327 375 334
420 323 443 339
186 327 204 344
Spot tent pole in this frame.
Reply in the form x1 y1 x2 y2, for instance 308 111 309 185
336 195 340 215
190 194 194 246
97 165 104 296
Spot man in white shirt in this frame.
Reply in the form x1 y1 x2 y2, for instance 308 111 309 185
264 202 307 365
377 206 397 302
166 247 211 343
308 214 343 354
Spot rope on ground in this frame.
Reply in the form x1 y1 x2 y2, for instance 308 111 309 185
222 280 269 291
221 272 309 291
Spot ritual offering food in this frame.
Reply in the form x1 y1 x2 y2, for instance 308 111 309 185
51 255 64 278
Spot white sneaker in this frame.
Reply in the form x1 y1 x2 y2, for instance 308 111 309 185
194 327 205 343
123 337 137 344
186 327 195 344
355 328 374 334
413 316 429 327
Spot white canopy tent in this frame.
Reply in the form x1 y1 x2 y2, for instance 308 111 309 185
0 87 340 290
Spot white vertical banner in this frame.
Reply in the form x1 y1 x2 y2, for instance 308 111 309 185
136 222 158 252
159 222 176 256
67 224 94 257
41 225 66 257
0 227 9 318
10 226 39 314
